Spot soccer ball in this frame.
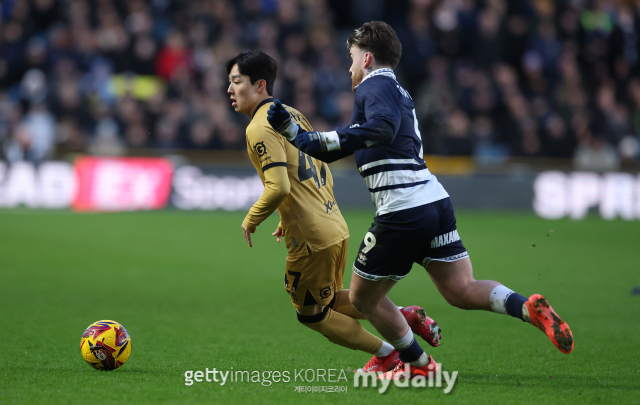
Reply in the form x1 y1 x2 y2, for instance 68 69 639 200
80 320 131 371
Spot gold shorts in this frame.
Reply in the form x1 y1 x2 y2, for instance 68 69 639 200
284 238 348 309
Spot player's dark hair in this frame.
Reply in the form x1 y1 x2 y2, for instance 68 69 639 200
346 21 402 69
225 50 277 96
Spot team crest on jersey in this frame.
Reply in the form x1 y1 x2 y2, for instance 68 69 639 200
254 141 267 157
431 230 461 248
319 286 332 299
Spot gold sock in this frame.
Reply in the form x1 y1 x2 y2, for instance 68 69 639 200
300 308 382 354
331 289 366 320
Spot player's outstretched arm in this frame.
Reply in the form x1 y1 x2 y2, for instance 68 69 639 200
293 84 402 155
305 149 355 163
267 99 354 163
291 117 397 156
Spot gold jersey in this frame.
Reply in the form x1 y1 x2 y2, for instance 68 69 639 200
244 99 349 258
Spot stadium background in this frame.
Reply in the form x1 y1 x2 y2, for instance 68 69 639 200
1 0 640 217
1 0 640 404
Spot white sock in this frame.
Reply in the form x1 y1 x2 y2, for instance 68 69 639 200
522 304 531 323
389 329 414 350
409 352 431 367
489 285 515 315
391 329 429 366
375 341 395 357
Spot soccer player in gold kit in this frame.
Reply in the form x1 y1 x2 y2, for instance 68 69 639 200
226 51 441 370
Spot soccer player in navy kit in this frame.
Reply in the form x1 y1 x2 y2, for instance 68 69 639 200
268 22 574 379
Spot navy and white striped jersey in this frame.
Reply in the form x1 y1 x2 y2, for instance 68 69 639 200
335 68 449 216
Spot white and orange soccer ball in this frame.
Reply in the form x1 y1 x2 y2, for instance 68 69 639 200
80 320 131 370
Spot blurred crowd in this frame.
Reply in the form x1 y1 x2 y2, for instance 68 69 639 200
1 0 640 170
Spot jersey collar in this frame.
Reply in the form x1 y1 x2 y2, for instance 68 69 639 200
354 68 396 90
251 97 274 119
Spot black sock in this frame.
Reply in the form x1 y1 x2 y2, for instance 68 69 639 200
397 338 425 363
505 293 527 320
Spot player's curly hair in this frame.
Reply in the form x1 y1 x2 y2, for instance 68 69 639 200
347 21 402 69
225 50 277 96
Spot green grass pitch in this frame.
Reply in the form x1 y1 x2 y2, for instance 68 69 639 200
1 208 639 404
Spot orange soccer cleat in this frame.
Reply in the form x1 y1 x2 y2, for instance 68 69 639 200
400 306 442 347
526 294 574 354
355 350 401 373
377 355 438 380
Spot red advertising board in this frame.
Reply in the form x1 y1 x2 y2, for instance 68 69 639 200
73 157 173 212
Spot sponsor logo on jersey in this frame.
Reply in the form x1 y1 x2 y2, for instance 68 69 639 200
254 141 267 157
349 123 361 129
430 230 461 249
324 199 336 213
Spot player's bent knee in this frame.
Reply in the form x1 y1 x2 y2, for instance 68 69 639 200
296 307 348 344
296 306 329 324
348 290 369 314
348 289 359 307
296 304 324 317
296 307 374 352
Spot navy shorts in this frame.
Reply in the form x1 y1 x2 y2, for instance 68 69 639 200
352 197 468 281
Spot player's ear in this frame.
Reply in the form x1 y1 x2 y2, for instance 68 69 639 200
364 52 374 69
256 79 267 93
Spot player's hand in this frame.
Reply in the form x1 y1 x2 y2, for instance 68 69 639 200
294 131 324 154
267 99 300 141
241 222 255 247
272 225 284 243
